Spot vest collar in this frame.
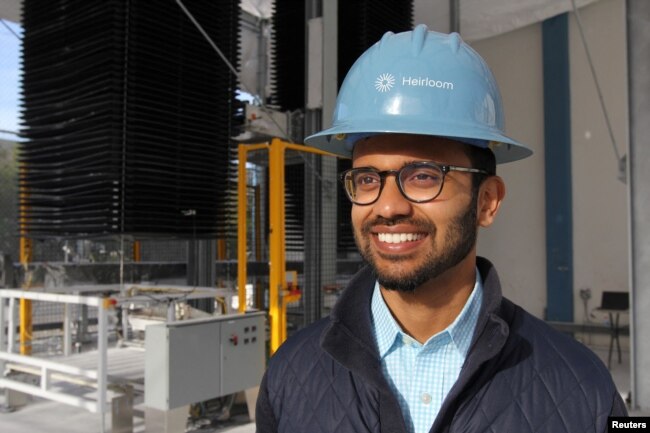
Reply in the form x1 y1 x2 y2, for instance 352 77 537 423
321 257 512 433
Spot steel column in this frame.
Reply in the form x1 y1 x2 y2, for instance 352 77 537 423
7 297 16 354
0 292 5 374
627 0 650 411
63 304 72 356
303 0 324 328
450 0 460 33
303 152 322 325
319 0 339 321
542 14 574 321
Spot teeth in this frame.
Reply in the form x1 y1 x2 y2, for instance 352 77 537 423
377 233 423 243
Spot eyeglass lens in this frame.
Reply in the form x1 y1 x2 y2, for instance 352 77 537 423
344 163 445 204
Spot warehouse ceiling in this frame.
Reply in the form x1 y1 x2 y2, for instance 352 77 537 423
0 0 19 22
2 0 600 41
243 0 600 41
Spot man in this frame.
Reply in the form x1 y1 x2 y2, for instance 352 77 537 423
256 25 626 433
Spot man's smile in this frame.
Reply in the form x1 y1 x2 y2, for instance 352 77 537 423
376 232 426 243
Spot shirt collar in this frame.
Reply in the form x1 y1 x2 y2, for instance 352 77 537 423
371 268 483 359
371 281 402 358
448 267 483 357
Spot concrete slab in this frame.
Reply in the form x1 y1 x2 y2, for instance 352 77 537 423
0 394 144 433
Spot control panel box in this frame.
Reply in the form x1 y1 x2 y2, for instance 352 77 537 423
145 311 265 410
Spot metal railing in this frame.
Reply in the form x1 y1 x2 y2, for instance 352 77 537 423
0 289 112 430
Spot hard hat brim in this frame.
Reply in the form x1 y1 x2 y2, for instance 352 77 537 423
304 121 533 164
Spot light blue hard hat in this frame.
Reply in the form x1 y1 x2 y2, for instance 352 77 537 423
304 24 532 163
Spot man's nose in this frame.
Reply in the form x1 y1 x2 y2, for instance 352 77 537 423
372 176 412 219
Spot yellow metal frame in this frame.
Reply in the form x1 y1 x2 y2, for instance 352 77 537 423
216 238 227 260
238 138 335 353
19 237 33 355
133 240 142 262
19 163 33 355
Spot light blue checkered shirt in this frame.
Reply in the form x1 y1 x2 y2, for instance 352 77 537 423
371 269 483 433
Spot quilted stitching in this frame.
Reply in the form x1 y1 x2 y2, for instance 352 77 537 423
259 260 625 433
450 311 620 433
268 321 381 432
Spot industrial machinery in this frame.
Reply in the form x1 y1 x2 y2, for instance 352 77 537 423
0 285 265 433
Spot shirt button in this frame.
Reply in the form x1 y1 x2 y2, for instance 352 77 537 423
421 393 432 404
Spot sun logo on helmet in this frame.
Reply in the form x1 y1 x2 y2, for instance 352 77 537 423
374 73 395 92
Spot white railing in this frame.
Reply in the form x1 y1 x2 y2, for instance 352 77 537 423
0 289 111 430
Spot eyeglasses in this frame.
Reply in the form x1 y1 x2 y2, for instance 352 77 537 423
340 161 488 205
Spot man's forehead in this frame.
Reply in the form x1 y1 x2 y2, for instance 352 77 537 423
351 134 471 163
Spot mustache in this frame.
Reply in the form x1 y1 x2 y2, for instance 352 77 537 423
360 216 436 235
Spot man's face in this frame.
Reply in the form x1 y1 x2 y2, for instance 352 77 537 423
351 134 479 292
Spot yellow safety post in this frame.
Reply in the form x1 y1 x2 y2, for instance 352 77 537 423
238 139 337 353
132 240 141 262
19 237 33 355
19 164 34 355
268 139 334 352
268 138 287 352
216 238 227 260
238 144 248 314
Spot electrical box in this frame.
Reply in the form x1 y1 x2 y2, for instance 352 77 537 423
144 311 265 410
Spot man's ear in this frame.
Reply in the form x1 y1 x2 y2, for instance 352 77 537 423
477 176 505 227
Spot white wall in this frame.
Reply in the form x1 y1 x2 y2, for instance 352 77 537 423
472 25 547 319
569 0 629 325
417 0 629 323
417 7 548 319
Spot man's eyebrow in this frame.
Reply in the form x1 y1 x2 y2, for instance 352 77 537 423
401 159 421 168
400 160 445 168
352 160 441 170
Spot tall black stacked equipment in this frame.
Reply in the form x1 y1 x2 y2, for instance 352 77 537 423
336 0 413 254
19 0 241 239
338 0 413 88
269 0 413 257
269 0 305 112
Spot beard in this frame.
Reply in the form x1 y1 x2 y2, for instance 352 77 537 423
354 198 478 293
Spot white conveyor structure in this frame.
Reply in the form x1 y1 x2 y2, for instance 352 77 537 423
0 287 265 433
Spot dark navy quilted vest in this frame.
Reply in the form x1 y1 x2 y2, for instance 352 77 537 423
256 258 627 433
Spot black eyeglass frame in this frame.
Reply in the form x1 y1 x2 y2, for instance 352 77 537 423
339 161 489 205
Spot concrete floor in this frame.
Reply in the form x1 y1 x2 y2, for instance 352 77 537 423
0 343 646 432
0 395 256 433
